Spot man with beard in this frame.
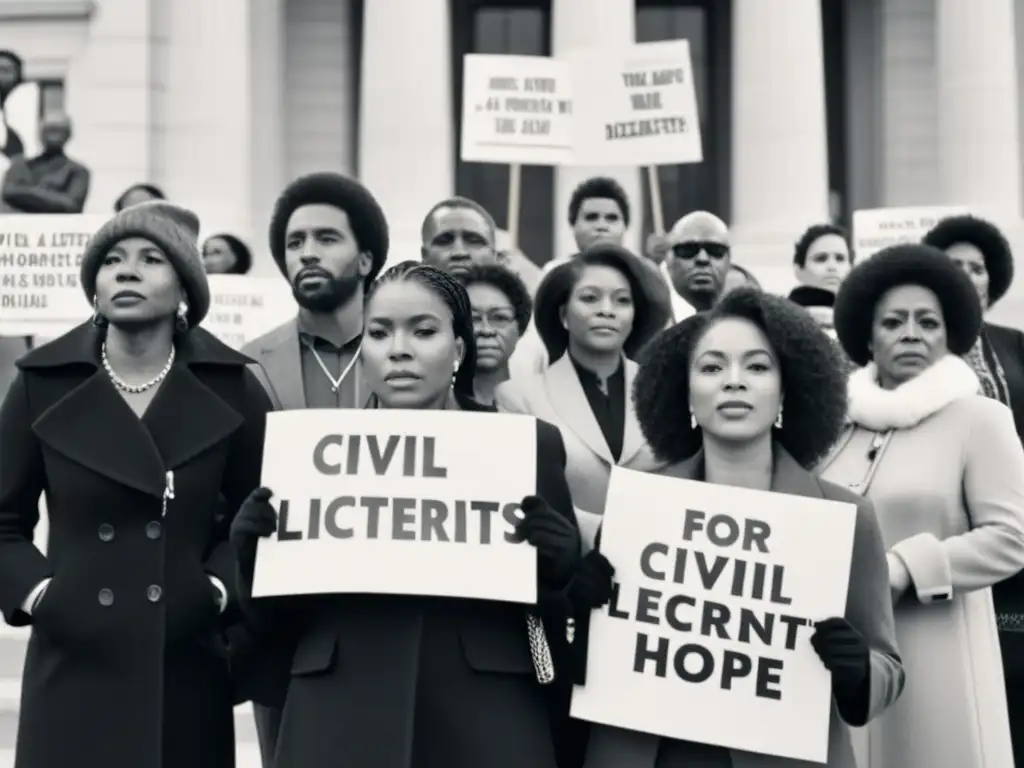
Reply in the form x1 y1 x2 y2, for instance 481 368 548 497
661 210 732 321
420 195 499 278
239 171 389 767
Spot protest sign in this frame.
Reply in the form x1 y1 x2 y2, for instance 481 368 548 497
570 467 857 763
253 409 540 603
461 54 573 166
570 40 702 167
852 205 969 260
0 214 102 336
201 275 296 350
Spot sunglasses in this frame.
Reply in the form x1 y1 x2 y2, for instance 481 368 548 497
673 241 730 260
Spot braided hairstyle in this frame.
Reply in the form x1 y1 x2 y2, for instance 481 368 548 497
365 261 479 407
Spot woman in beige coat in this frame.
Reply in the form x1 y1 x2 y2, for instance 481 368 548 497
496 244 671 549
819 244 1024 767
564 288 903 767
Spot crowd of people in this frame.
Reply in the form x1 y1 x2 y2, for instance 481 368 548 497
1 165 1023 768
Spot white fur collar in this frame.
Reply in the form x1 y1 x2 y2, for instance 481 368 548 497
847 354 980 430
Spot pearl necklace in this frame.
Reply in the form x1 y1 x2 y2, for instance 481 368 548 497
102 342 176 394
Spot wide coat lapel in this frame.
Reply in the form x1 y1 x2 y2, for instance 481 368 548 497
618 359 647 466
255 318 306 411
24 323 250 499
544 354 614 464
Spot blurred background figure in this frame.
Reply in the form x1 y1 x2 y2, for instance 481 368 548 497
495 227 542 296
202 233 252 275
1 113 90 214
722 263 761 295
114 183 166 212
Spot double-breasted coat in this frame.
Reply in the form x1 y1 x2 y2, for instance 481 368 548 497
573 447 905 768
0 322 271 768
239 416 578 768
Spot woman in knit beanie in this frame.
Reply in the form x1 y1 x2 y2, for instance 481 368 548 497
0 200 271 768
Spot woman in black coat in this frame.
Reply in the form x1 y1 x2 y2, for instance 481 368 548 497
230 262 581 768
923 214 1024 763
0 201 271 768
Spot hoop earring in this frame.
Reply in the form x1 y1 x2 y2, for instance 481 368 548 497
91 295 108 328
175 301 189 332
774 405 784 429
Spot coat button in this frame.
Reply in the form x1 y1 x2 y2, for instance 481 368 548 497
145 521 162 540
97 588 114 607
147 585 162 603
98 523 114 542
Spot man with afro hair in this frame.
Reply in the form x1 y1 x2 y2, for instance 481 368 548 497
237 171 389 767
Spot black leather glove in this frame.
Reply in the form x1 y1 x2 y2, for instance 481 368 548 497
229 487 278 552
514 495 580 586
811 616 870 696
567 551 616 611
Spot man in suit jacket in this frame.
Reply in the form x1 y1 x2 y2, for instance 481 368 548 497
240 171 389 768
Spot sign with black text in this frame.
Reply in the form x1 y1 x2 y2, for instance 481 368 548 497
570 467 857 763
253 410 540 603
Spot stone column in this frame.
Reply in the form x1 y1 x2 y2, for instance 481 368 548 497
936 0 1021 214
359 0 454 270
730 0 829 264
552 0 641 259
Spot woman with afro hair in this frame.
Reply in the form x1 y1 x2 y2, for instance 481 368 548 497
566 287 903 768
818 244 1024 767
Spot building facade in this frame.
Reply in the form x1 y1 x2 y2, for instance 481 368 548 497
4 0 1023 280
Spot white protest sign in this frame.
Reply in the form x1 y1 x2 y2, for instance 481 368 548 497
571 40 702 167
571 467 857 763
254 409 540 603
461 54 573 165
852 205 969 260
0 214 103 336
201 275 296 350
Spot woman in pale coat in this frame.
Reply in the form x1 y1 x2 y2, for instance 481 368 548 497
566 288 903 767
496 244 672 549
819 243 1024 767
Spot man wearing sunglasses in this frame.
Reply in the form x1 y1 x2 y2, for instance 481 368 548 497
660 210 732 321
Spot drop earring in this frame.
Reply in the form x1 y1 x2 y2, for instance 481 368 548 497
689 410 698 430
175 301 189 332
774 405 784 429
91 295 108 328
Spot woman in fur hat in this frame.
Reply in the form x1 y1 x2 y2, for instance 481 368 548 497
0 200 272 768
818 244 1024 767
565 287 902 767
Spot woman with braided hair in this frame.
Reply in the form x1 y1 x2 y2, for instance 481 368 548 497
229 261 582 768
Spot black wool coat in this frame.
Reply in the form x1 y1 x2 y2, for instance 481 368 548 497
0 322 271 768
238 417 578 768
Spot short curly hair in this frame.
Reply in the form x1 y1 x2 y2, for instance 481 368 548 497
833 243 982 366
921 214 1014 306
533 244 672 363
567 176 631 227
633 287 848 469
456 263 533 335
793 223 851 267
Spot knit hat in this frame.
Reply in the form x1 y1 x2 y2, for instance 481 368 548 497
268 172 390 283
80 200 210 327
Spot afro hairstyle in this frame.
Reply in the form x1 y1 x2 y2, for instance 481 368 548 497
921 214 1014 306
456 263 533 335
793 223 851 267
833 243 982 366
632 287 849 469
567 176 631 227
268 172 389 284
532 244 672 364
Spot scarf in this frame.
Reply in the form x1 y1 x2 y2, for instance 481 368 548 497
847 354 981 431
963 329 1012 409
